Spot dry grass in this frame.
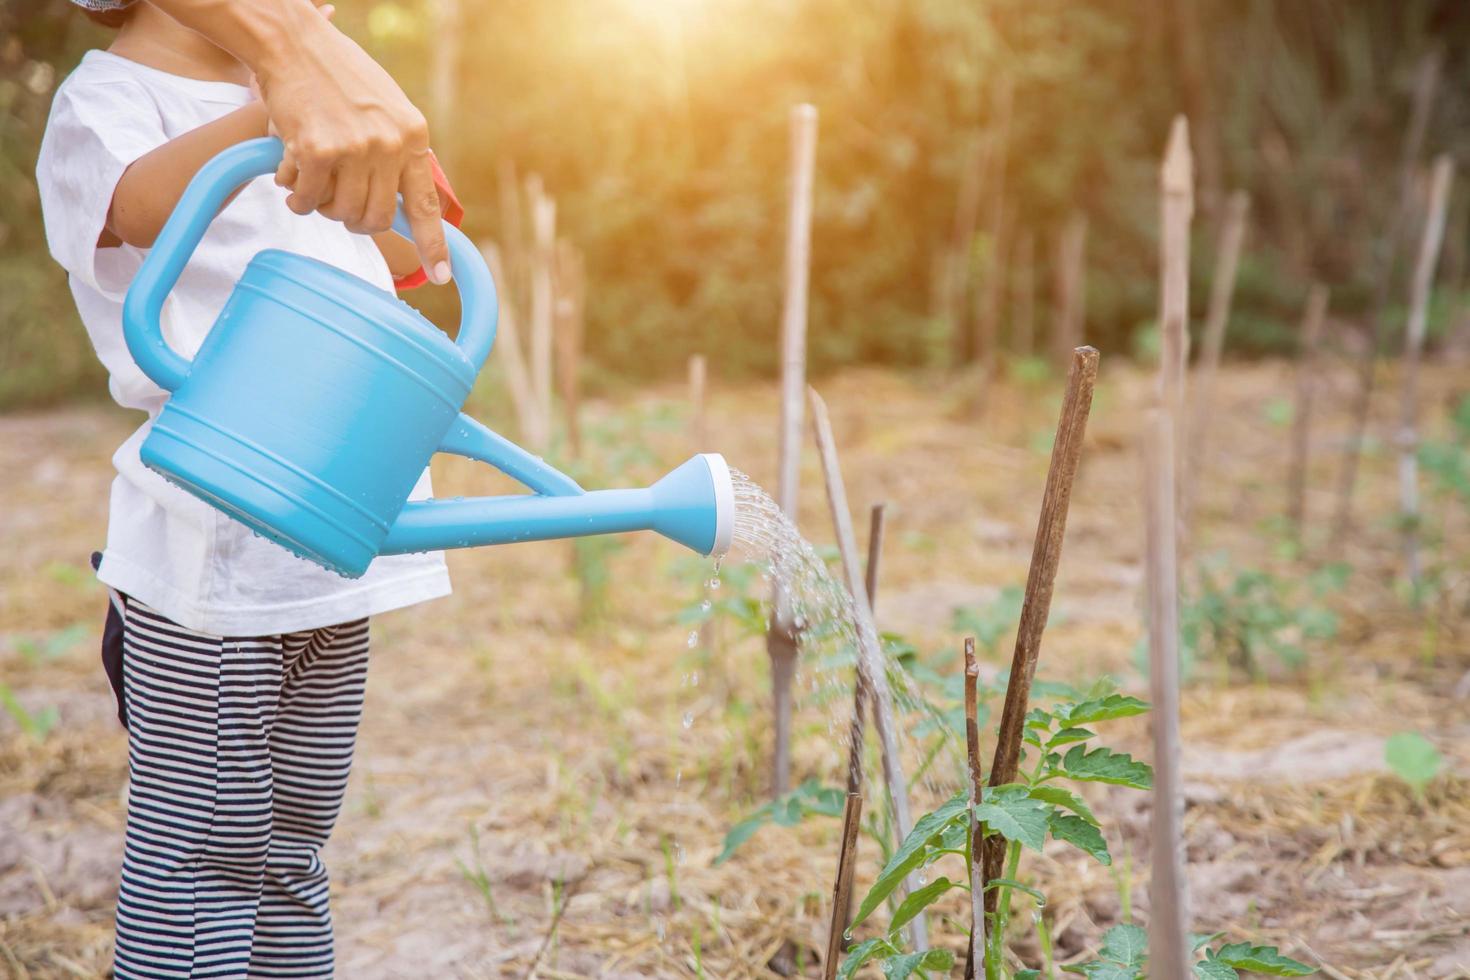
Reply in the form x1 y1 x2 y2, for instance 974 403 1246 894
1 360 1467 978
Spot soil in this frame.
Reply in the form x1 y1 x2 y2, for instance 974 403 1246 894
1 361 1467 978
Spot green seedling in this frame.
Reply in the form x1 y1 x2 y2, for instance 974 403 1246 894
1065 924 1314 978
456 824 512 925
0 683 58 742
715 779 846 865
1384 731 1443 800
841 682 1154 979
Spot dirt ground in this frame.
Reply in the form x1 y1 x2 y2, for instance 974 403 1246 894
2 359 1468 978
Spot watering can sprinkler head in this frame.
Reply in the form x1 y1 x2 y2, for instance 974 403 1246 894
121 135 737 576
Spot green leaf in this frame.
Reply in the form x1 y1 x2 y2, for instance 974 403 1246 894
1061 746 1154 789
1017 972 1043 980
983 876 1047 906
1028 785 1099 826
1211 943 1315 975
851 792 968 928
714 780 844 864
1193 960 1239 980
1385 732 1442 794
1056 694 1150 726
1099 923 1149 967
1049 813 1111 864
975 785 1050 852
1063 962 1142 980
714 815 766 865
838 938 889 980
1191 932 1225 952
886 876 955 936
1048 726 1097 748
880 948 955 980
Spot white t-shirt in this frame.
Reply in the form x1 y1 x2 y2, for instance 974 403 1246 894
36 50 451 636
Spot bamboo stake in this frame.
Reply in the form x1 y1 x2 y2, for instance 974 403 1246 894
842 502 885 795
528 180 557 451
1399 155 1454 589
481 243 540 445
835 503 885 948
810 387 924 949
688 354 708 448
1335 48 1443 536
982 346 1100 915
553 240 584 459
428 0 460 172
1159 117 1194 432
1287 284 1330 533
1015 230 1035 359
768 103 819 799
1185 190 1249 523
964 638 986 980
1052 214 1088 364
823 792 864 980
1143 408 1189 980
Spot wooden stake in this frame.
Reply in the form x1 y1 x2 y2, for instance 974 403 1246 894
823 792 864 980
1052 213 1088 364
1399 155 1454 589
528 177 557 452
1185 190 1249 524
835 503 885 948
1159 117 1194 431
1335 48 1443 536
553 240 584 459
768 103 819 799
1143 408 1189 980
481 243 540 445
688 354 708 448
810 387 924 949
982 346 1100 915
1287 284 1330 533
1015 230 1036 359
428 0 460 172
964 638 986 980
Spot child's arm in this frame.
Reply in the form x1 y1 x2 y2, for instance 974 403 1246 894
104 102 270 248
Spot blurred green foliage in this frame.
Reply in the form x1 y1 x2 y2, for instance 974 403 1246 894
3 0 1468 408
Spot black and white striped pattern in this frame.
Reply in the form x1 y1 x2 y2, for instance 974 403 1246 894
113 600 370 979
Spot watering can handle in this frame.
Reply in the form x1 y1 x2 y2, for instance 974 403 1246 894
122 136 497 393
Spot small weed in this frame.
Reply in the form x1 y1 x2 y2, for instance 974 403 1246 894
15 624 89 665
1066 924 1314 978
456 824 511 925
0 683 58 741
1384 731 1443 800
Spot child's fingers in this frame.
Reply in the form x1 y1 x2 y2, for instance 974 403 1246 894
275 149 300 190
285 148 335 216
319 4 336 20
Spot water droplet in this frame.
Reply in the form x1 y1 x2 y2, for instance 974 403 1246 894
674 769 682 787
674 842 685 864
707 577 721 590
686 630 699 648
682 711 694 729
700 599 712 613
917 870 928 885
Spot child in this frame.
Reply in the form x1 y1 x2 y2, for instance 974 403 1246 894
36 2 461 976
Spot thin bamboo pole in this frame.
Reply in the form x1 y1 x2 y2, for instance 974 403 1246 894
768 103 819 799
528 178 557 452
823 792 864 980
1335 48 1443 537
982 346 1100 915
835 503 885 947
1015 229 1035 359
553 240 584 459
428 0 460 172
1143 408 1189 980
1399 155 1455 589
1185 190 1249 525
964 638 986 980
810 387 923 949
1159 117 1194 433
1287 284 1330 533
481 243 540 445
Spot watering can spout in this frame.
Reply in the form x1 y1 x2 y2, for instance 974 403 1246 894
380 453 735 559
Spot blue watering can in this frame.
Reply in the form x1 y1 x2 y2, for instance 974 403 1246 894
122 137 733 578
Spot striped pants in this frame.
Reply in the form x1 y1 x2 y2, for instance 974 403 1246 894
113 600 370 979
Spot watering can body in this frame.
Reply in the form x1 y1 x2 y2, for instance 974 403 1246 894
123 137 732 578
